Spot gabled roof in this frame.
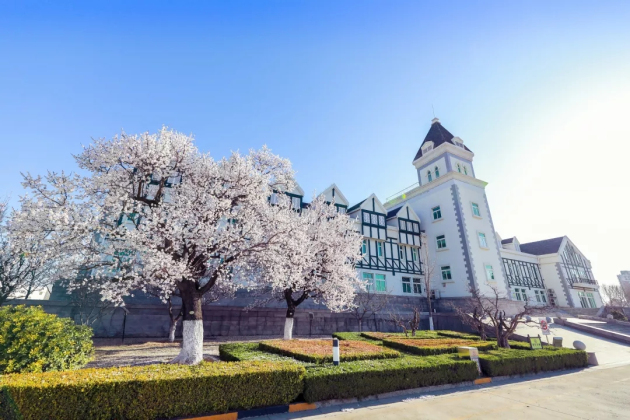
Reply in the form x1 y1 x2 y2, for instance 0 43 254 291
413 118 472 161
317 183 350 207
347 199 366 213
519 237 564 256
386 207 402 219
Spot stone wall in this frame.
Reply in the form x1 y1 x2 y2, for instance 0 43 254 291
4 298 471 339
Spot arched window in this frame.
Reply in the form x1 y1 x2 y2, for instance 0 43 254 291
457 164 461 173
464 166 468 175
427 171 432 182
435 166 440 178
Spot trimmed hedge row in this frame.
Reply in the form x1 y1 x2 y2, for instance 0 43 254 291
0 361 305 420
332 332 377 342
479 348 588 377
382 338 495 356
219 343 311 364
361 330 482 341
303 354 479 402
260 340 400 364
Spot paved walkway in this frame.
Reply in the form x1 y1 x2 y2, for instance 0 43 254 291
514 318 630 366
567 317 630 336
276 363 630 420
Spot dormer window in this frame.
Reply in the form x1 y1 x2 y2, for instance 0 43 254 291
457 164 462 173
434 166 440 178
422 141 434 154
427 171 432 182
464 166 468 175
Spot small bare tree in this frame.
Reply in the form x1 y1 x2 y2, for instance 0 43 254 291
390 307 421 337
450 296 487 340
455 285 548 348
353 288 390 332
420 237 437 330
602 284 628 308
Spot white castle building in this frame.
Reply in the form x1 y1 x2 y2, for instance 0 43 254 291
295 118 603 309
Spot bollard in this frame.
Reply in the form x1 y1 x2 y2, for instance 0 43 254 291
332 338 340 366
553 336 563 348
587 352 599 366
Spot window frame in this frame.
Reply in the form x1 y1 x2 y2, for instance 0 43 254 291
471 202 481 217
478 232 488 248
441 265 452 281
485 264 495 282
402 277 411 293
436 235 447 250
434 166 440 178
376 241 383 257
432 206 442 221
375 274 387 292
413 278 422 294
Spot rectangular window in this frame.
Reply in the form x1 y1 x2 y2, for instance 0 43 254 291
540 291 547 303
363 212 370 223
378 215 386 226
413 278 422 294
478 233 488 248
521 288 528 302
270 193 278 204
371 214 378 225
399 245 405 260
363 272 374 291
413 223 419 233
515 289 522 301
412 248 418 262
402 277 411 293
337 206 346 213
400 220 407 230
472 203 481 217
291 196 301 209
375 274 386 292
441 266 452 281
587 293 597 308
485 264 495 281
362 239 368 255
432 206 442 220
436 235 447 249
578 291 588 308
535 290 541 302
377 242 383 257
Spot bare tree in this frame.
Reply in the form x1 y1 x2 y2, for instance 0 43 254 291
450 296 488 340
352 288 390 332
602 284 628 308
390 306 421 337
454 285 548 348
64 280 115 327
420 237 437 330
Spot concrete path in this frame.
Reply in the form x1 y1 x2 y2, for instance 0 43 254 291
274 363 630 420
514 318 630 366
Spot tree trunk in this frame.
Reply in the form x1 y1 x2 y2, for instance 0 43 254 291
284 306 295 340
429 315 434 331
170 282 204 364
168 319 178 343
358 319 362 332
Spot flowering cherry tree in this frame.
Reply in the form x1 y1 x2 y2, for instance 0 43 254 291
256 195 364 339
13 128 297 364
0 201 57 305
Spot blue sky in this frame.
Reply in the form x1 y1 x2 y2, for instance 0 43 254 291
1 1 629 286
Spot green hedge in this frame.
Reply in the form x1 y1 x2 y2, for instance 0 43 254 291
259 340 399 364
360 331 482 341
0 361 305 420
303 354 479 402
479 348 588 377
219 343 309 364
435 330 483 340
332 332 376 342
382 338 495 356
0 305 94 374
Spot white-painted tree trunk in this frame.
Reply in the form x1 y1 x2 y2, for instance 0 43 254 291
170 320 204 364
429 316 435 331
284 317 294 340
168 321 177 343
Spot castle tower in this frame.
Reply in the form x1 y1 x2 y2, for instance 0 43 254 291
385 118 510 299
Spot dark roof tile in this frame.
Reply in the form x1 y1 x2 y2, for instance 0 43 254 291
413 119 472 161
519 237 564 255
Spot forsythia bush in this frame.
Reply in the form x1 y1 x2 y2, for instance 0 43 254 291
478 348 588 377
0 306 93 374
0 361 306 420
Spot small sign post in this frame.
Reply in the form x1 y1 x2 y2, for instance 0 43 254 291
540 319 551 343
458 346 481 374
332 338 340 366
528 334 543 350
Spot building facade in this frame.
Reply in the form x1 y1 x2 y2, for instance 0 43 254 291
288 118 602 309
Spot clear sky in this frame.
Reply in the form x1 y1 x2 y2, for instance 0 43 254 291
1 1 629 287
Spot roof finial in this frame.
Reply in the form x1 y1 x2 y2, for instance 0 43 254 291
431 117 440 125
